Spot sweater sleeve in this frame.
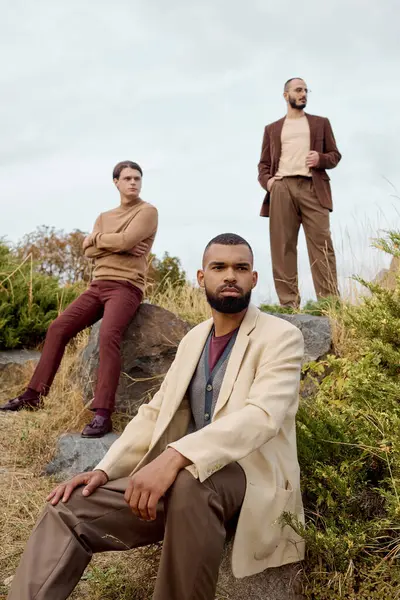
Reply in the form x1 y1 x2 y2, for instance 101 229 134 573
94 206 158 253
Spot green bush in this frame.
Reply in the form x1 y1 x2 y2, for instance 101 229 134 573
0 244 82 349
260 296 341 316
288 233 400 597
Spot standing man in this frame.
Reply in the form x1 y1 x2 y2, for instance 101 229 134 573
8 234 305 600
258 77 341 308
0 161 158 438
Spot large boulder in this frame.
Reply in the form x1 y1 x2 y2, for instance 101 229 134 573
78 303 191 415
272 313 331 363
218 544 303 599
44 432 119 480
0 350 41 400
374 255 400 290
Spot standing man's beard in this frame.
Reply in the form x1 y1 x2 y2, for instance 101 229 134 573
205 288 252 314
288 96 307 110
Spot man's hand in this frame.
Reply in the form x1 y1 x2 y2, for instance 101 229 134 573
306 151 320 168
267 177 276 193
46 470 108 506
124 448 191 521
130 241 149 257
82 235 94 251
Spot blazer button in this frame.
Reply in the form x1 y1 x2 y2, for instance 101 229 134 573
206 384 213 392
204 413 210 421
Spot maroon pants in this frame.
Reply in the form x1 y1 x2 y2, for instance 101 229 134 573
29 280 142 411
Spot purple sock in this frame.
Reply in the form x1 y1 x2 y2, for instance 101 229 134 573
96 408 111 419
21 388 40 401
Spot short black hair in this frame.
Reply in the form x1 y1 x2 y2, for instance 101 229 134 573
113 161 143 180
203 233 253 260
284 77 304 92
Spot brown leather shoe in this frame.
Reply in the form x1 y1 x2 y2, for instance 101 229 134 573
81 414 112 438
0 394 42 411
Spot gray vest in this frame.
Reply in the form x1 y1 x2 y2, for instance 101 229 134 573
188 329 238 432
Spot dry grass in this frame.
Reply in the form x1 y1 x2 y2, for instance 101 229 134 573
147 279 211 325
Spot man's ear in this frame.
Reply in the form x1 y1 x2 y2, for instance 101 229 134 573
113 178 119 188
197 269 205 288
252 271 258 289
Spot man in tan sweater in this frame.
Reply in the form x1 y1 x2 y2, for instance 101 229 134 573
0 161 158 437
258 78 341 308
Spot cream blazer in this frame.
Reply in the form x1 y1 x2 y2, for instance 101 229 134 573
96 304 305 577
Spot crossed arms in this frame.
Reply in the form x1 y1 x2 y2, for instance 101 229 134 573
83 206 158 258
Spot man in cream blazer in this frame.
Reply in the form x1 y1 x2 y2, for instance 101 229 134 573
9 233 305 600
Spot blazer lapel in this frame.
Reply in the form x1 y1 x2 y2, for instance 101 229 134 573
213 304 259 419
306 113 317 150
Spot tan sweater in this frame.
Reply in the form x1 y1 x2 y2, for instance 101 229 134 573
275 116 311 178
84 199 158 293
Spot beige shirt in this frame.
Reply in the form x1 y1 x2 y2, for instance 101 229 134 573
275 116 311 178
84 199 158 293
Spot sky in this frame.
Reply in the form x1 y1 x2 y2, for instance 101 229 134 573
1 0 399 304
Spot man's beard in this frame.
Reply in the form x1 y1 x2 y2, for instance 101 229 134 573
288 96 307 110
205 288 252 314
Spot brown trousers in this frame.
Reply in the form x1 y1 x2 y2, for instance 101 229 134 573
8 464 246 600
29 280 142 411
269 176 339 308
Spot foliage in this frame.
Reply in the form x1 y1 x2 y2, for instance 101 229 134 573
286 232 400 597
260 295 341 316
0 243 82 349
147 251 187 295
15 225 91 284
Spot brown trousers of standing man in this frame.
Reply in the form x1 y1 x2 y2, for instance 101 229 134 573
258 112 341 308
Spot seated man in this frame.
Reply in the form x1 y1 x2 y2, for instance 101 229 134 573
1 160 158 438
8 233 305 600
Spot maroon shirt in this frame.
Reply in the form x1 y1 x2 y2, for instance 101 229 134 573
208 328 239 372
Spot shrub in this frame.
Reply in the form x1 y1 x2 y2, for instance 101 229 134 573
286 232 400 597
0 244 83 349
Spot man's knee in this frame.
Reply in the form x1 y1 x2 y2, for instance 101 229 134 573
99 327 121 349
47 315 71 341
166 470 205 514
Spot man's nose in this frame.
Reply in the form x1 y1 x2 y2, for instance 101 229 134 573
224 269 236 282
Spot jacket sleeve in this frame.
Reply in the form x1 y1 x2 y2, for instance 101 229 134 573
169 327 304 482
94 206 158 253
317 118 341 170
258 126 272 191
95 340 182 480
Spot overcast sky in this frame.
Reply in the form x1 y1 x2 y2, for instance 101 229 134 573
1 0 399 304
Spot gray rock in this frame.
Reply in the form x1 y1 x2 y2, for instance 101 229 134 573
217 544 303 599
0 350 41 398
44 433 119 480
78 303 190 415
272 313 332 363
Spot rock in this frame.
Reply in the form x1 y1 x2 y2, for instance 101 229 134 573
217 543 303 599
272 313 332 363
44 432 119 480
0 350 41 399
374 255 400 290
78 303 191 415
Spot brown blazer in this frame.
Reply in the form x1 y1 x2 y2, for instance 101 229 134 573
258 113 341 217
